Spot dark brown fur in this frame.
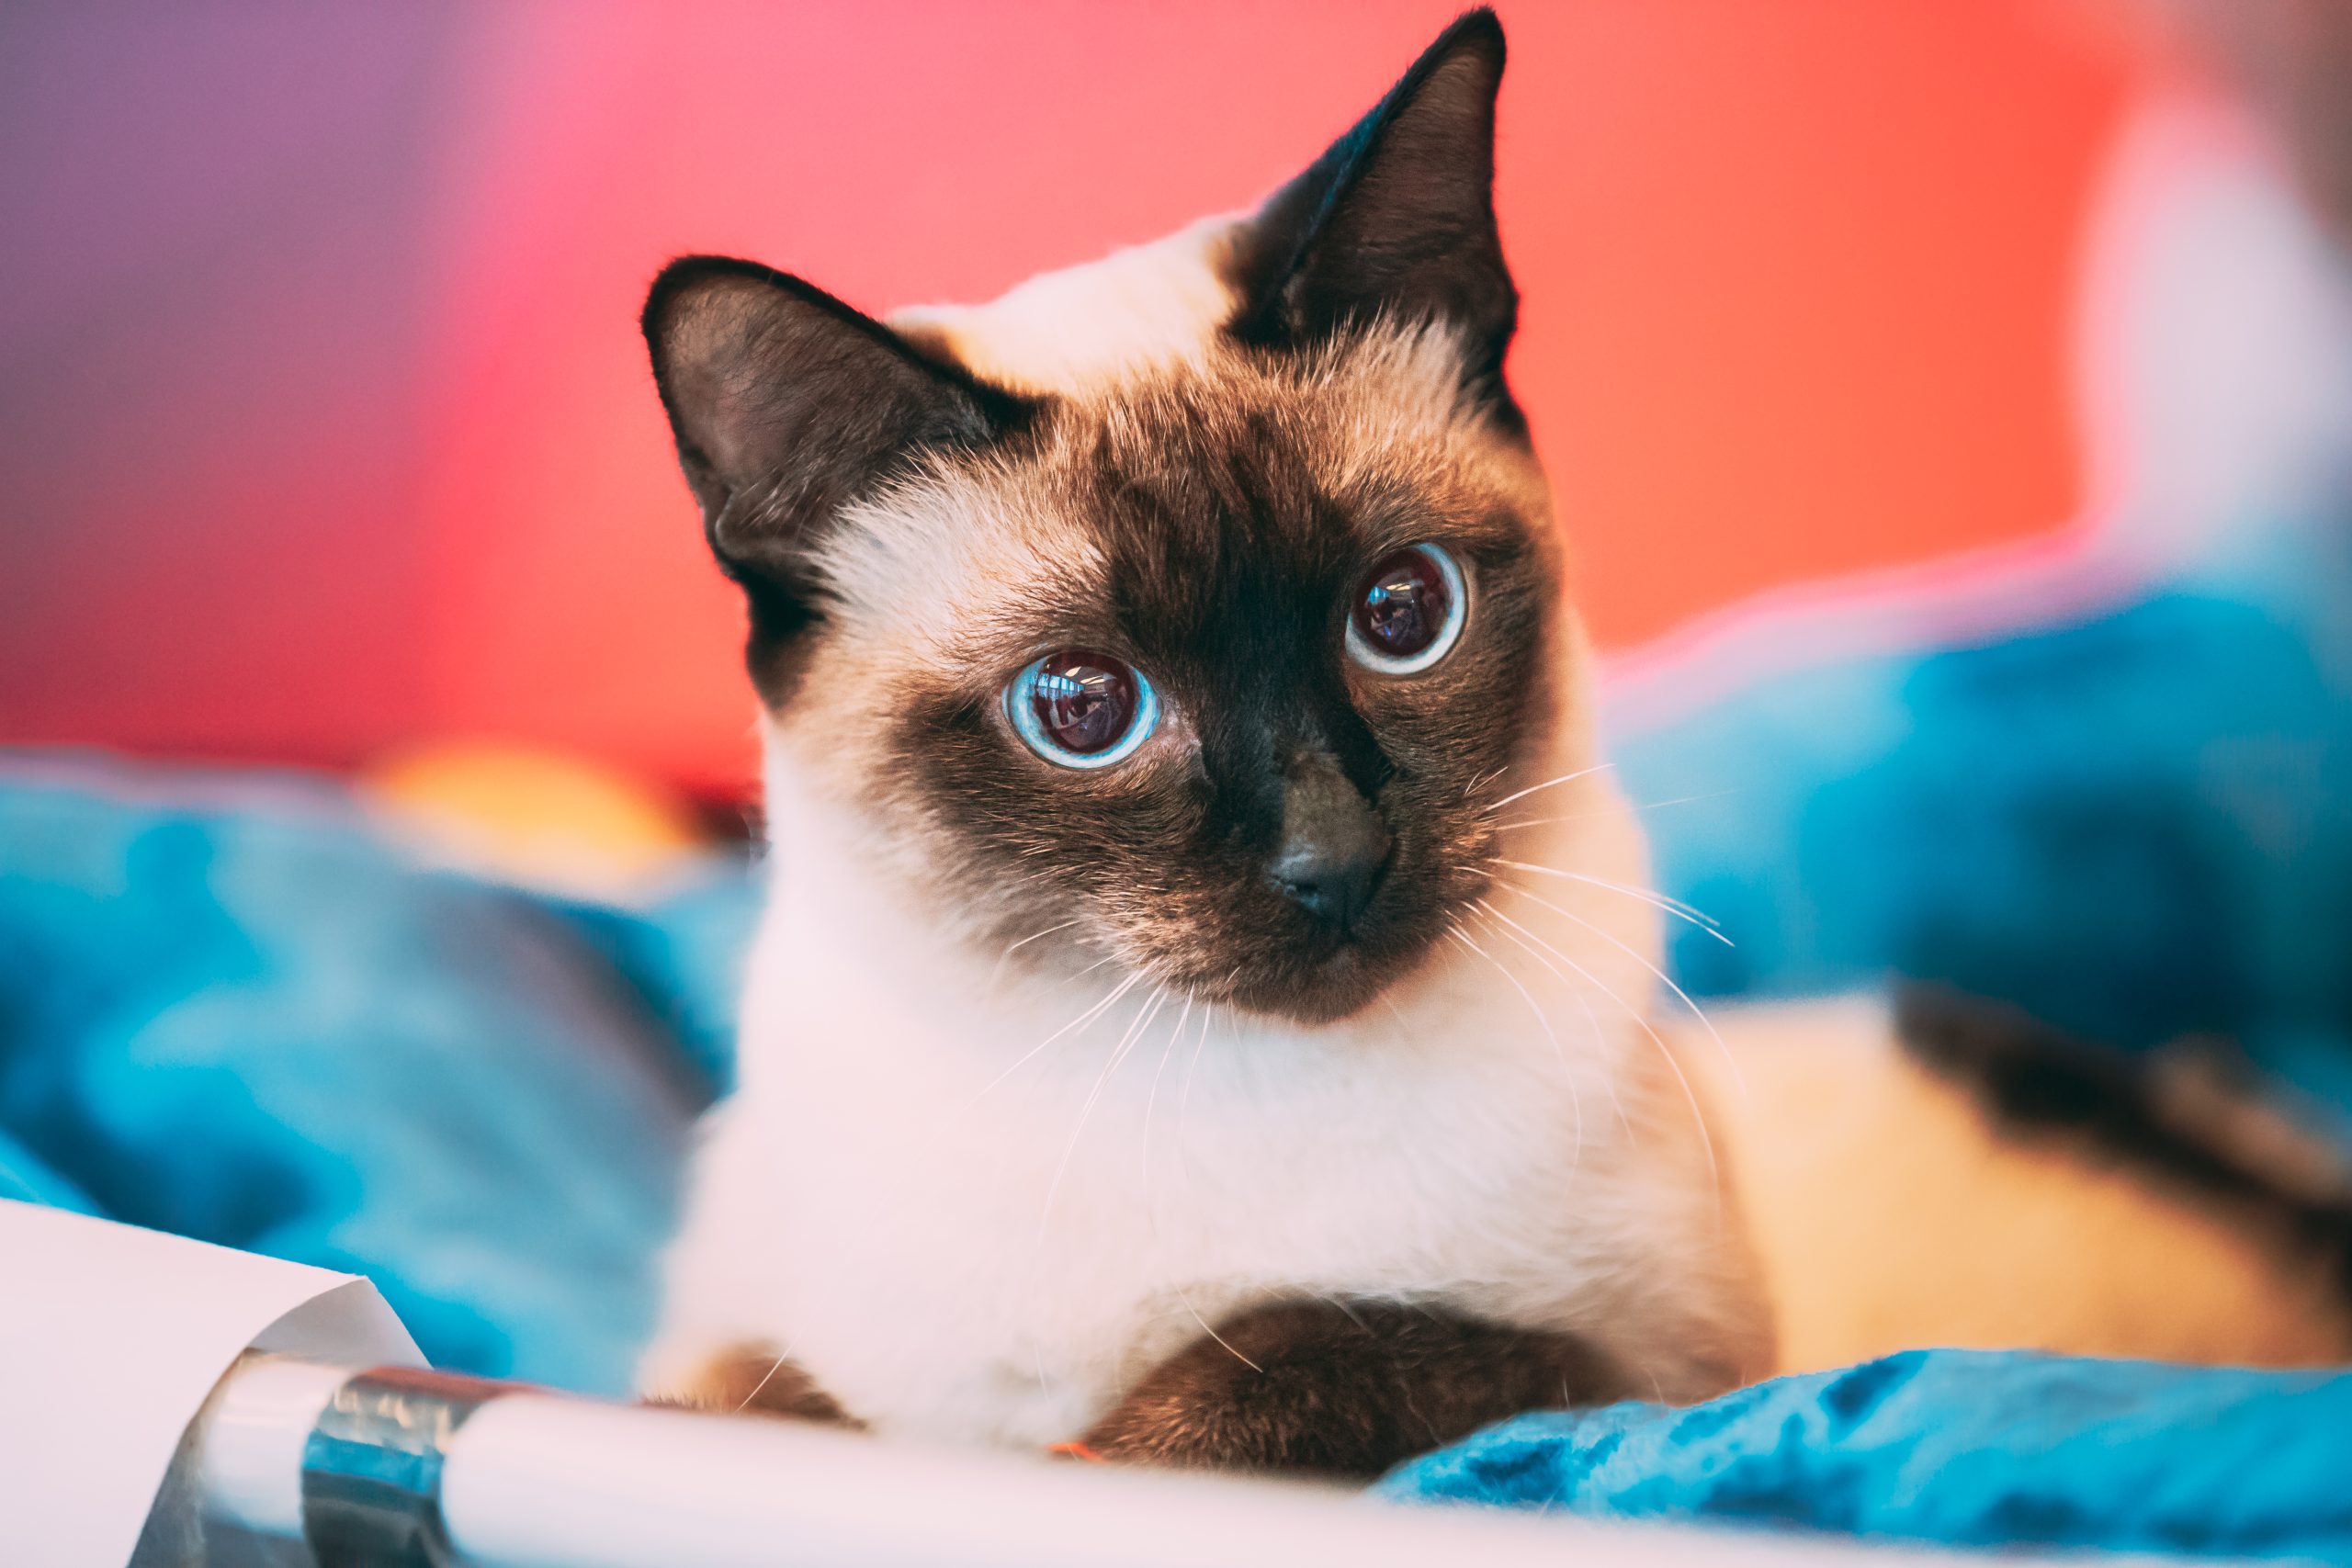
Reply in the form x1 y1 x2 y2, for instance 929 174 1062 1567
655 1344 858 1426
1079 1300 1624 1479
1900 983 2352 1306
888 368 1557 1022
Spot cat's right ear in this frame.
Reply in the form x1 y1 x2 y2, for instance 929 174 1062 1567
1227 10 1516 413
643 257 1031 642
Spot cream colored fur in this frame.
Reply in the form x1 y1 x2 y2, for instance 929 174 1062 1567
1693 998 2352 1374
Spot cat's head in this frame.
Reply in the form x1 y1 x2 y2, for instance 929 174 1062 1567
647 11 1577 1023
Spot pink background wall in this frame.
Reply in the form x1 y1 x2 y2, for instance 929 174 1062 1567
0 2 2149 797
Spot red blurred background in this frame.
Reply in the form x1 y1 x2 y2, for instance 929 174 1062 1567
0 2 2159 800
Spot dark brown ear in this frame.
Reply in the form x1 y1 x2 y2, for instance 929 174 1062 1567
642 257 1033 652
1228 9 1516 414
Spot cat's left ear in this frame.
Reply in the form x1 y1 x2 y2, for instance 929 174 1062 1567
1228 8 1516 409
642 256 1033 652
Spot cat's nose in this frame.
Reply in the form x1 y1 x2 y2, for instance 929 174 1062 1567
1269 759 1393 933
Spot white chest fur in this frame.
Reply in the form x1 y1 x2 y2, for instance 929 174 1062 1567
643 761 1761 1447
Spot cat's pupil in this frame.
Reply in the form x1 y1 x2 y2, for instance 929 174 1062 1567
1032 650 1137 755
1355 548 1450 658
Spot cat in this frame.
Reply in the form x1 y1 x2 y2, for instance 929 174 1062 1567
634 10 1771 1476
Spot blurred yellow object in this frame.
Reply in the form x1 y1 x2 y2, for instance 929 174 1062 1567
361 741 716 902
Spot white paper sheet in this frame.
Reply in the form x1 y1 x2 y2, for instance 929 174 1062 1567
0 1200 420 1568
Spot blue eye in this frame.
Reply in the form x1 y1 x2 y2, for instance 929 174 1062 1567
1006 649 1160 769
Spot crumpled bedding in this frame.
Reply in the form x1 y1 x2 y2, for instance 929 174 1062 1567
1377 1349 2352 1558
6 737 2349 1555
0 755 744 1393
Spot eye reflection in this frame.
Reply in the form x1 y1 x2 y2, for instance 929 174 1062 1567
1346 542 1466 673
1006 649 1159 769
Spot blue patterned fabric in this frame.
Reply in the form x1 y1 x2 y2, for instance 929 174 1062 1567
0 758 752 1393
1378 1349 2352 1558
1613 522 2352 1108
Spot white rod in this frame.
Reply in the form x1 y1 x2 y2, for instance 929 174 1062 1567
198 1356 352 1541
439 1395 1883 1568
195 1358 1933 1568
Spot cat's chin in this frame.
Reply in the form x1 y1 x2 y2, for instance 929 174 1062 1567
1211 933 1439 1027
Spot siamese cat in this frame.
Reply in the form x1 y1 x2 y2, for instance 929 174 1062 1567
637 12 1770 1476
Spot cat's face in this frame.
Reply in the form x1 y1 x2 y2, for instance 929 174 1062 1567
794 326 1559 1023
648 13 1565 1022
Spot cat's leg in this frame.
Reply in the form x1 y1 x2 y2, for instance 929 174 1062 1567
636 1103 860 1422
1077 1300 1624 1479
644 1340 859 1424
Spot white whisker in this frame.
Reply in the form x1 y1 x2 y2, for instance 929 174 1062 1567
1177 992 1216 1179
984 917 1087 993
1169 1295 1261 1372
1459 763 1511 806
1037 985 1168 1246
973 968 1136 1101
1001 918 1082 960
1489 790 1736 834
1166 1000 1261 1372
1471 899 1632 1138
1452 920 1583 1182
1027 983 1166 1398
729 1343 797 1415
1490 859 1732 945
1505 880 1747 1103
1480 761 1614 817
1310 1291 1371 1330
1139 991 1193 1217
1472 896 1721 1219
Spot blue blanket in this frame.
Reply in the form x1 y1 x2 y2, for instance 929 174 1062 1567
0 760 739 1392
1617 574 2352 1111
1379 1350 2352 1557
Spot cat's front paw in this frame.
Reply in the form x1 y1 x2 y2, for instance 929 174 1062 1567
640 1339 859 1426
1078 1300 1614 1479
1077 1305 1369 1474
